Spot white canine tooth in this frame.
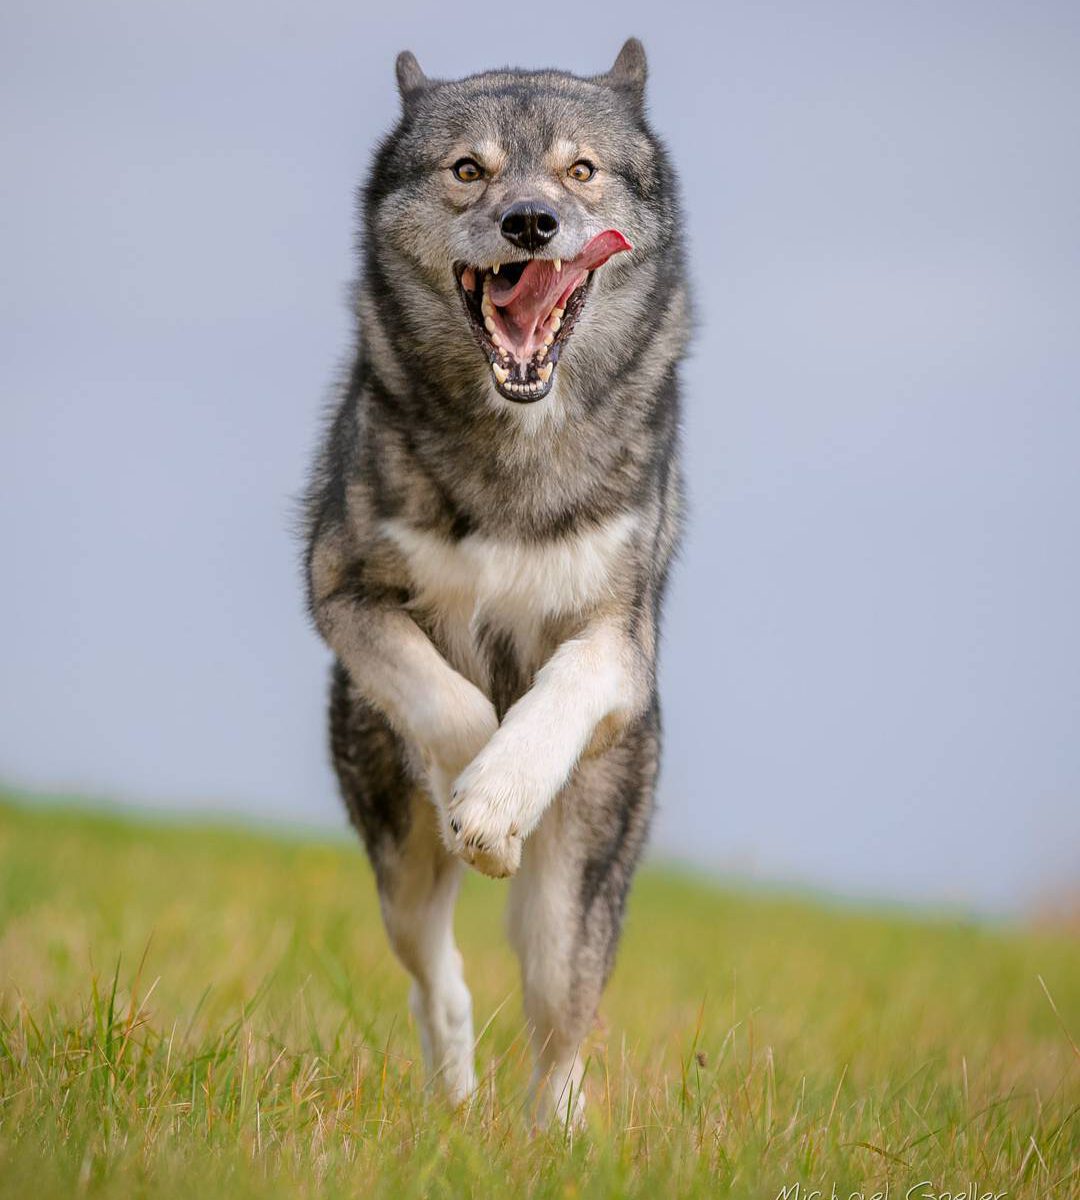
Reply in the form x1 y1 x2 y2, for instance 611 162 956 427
492 362 508 384
493 262 500 274
484 316 496 333
553 258 561 273
537 362 553 383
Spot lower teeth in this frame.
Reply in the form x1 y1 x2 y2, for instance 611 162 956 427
491 364 552 394
478 275 577 396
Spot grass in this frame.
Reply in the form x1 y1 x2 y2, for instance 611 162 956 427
0 797 1076 1199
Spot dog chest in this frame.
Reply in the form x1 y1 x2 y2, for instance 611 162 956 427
380 514 637 684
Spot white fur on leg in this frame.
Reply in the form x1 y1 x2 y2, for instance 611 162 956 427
448 621 636 877
381 814 477 1104
532 1040 585 1128
407 948 476 1104
507 805 589 1126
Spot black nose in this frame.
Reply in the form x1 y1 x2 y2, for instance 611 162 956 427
499 200 560 251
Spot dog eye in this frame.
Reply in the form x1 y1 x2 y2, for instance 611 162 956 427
452 158 484 182
567 160 596 182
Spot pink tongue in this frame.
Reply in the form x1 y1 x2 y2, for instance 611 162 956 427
487 229 632 358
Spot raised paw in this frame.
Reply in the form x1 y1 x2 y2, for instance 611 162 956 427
446 769 524 878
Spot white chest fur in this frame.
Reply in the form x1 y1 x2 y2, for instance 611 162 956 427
381 513 637 686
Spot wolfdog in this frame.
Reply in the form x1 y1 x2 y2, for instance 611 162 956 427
303 38 687 1123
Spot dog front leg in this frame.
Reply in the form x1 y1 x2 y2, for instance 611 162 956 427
315 594 499 833
447 620 645 878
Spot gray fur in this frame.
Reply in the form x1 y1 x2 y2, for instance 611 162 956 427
304 39 687 1120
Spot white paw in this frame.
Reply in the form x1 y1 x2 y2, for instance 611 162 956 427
446 759 528 879
409 979 477 1106
439 1054 478 1107
532 1054 586 1129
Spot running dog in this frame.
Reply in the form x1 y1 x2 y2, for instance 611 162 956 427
304 38 688 1122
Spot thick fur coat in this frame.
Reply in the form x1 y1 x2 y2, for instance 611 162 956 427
303 39 688 1122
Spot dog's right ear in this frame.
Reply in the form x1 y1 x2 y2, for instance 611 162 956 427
395 51 429 111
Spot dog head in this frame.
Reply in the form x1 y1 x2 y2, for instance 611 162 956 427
363 40 681 409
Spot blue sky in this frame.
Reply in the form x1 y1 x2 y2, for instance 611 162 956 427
2 0 1078 912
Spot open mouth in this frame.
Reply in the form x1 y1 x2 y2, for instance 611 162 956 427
455 229 632 403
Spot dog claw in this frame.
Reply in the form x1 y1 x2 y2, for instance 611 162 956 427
454 829 522 879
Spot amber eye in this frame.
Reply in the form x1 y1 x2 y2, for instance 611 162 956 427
452 157 484 182
567 159 596 182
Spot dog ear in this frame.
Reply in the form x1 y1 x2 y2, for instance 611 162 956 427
395 50 429 110
601 38 647 112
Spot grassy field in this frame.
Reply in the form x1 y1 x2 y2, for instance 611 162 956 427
0 798 1076 1199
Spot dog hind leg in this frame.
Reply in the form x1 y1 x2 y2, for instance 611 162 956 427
380 808 476 1104
508 811 588 1125
330 665 476 1103
506 712 658 1126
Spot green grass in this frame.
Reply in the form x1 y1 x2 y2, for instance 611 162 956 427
0 798 1076 1199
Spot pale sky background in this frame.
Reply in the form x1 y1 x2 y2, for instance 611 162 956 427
2 0 1078 913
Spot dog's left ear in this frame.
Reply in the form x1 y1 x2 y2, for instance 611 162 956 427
599 37 648 113
395 50 430 111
